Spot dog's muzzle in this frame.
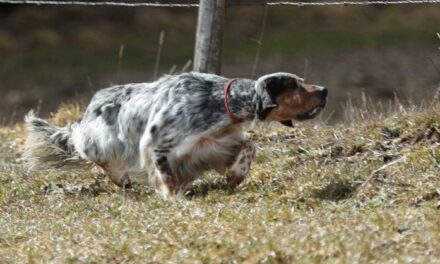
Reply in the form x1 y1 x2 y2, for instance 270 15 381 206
295 87 328 121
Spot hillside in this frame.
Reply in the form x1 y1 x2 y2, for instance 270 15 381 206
0 102 439 262
1 5 440 122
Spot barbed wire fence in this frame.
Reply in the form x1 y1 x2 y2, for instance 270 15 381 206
1 0 440 7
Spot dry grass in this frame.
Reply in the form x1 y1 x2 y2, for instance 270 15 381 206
1 103 440 263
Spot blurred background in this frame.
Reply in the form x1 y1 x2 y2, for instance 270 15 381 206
0 3 440 123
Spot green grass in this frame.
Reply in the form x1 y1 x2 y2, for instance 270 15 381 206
1 102 440 262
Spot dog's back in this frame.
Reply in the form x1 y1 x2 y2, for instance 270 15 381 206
23 73 231 185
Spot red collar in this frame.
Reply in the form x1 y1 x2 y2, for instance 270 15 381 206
224 78 244 123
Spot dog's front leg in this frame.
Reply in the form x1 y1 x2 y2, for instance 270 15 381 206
152 150 182 199
226 141 256 188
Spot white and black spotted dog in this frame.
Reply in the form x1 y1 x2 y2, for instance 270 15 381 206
24 72 327 198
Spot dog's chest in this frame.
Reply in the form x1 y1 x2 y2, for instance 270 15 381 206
172 125 244 161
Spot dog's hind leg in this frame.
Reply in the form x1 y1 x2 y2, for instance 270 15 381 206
97 162 132 188
108 171 131 189
225 141 256 188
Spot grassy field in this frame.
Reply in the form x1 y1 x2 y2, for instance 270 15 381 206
0 100 440 263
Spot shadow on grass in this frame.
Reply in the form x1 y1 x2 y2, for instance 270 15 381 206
41 181 110 197
312 181 359 202
40 174 113 197
184 180 233 198
40 177 235 200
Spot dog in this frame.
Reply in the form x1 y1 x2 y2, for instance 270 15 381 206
23 72 327 198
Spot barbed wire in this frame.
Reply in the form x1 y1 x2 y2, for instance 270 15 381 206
0 0 199 7
0 0 440 7
267 0 440 5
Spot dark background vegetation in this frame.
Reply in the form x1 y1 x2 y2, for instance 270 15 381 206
0 4 440 123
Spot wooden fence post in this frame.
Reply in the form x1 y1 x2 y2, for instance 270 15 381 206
193 0 226 74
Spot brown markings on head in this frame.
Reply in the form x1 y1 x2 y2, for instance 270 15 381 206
265 82 324 121
255 73 327 122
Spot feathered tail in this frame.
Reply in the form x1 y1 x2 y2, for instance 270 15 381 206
23 111 86 169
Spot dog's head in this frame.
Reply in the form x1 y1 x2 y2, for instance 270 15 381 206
255 72 327 126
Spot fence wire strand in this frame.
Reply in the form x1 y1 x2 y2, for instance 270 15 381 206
0 0 440 7
0 0 199 7
267 0 440 6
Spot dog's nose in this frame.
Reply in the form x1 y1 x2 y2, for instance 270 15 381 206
319 87 328 100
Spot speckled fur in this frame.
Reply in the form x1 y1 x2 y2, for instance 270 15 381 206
24 72 327 198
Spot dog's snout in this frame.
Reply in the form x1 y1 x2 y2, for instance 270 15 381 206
319 87 328 101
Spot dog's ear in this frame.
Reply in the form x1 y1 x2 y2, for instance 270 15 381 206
255 95 277 119
255 73 299 120
255 75 280 119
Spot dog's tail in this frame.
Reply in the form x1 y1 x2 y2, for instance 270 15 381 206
23 111 86 169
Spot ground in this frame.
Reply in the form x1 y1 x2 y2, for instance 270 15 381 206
0 102 440 263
